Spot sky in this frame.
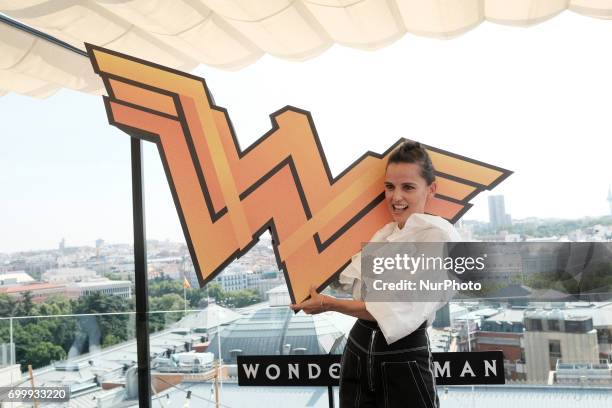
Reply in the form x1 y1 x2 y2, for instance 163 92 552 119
1 12 611 253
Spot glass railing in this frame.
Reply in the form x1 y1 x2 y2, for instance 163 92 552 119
0 298 610 407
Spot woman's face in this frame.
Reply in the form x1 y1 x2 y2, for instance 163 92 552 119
384 162 437 228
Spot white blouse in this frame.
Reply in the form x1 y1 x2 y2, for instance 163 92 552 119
338 213 461 344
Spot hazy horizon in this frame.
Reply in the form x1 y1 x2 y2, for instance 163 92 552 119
2 212 610 256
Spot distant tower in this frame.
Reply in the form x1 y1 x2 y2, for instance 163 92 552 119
488 195 511 229
59 238 66 253
608 186 612 215
95 239 105 258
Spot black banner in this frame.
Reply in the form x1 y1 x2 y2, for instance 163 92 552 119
431 351 505 385
238 351 504 386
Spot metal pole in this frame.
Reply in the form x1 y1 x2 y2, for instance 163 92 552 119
28 365 38 408
466 317 472 352
216 324 222 406
9 317 13 365
0 14 87 57
214 361 220 408
466 315 474 408
183 280 187 316
131 138 152 408
327 336 344 408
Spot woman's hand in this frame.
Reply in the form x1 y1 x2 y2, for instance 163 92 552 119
290 285 331 315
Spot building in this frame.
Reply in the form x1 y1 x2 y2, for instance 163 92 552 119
488 195 511 229
67 278 132 299
608 186 612 215
0 271 34 286
207 306 354 363
476 309 526 380
267 285 291 306
523 309 600 383
211 264 286 296
42 267 99 283
213 265 249 292
147 256 184 280
563 302 612 363
0 282 66 303
554 361 612 386
23 317 221 405
432 303 450 328
479 251 523 284
451 307 500 352
247 271 286 298
95 238 105 258
6 254 57 281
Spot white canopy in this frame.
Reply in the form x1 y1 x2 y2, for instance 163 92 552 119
1 0 611 98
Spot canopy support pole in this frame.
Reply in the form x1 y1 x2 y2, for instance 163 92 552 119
0 14 87 57
131 137 152 408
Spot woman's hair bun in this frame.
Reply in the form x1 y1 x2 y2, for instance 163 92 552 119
387 141 435 185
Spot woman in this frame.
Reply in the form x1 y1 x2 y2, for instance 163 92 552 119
290 141 460 408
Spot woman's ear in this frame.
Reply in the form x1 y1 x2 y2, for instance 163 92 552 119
428 181 437 200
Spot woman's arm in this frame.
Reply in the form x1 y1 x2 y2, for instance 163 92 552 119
290 286 376 321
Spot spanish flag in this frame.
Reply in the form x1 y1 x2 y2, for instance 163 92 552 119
183 277 191 289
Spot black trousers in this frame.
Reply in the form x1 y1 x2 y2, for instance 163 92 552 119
339 319 438 408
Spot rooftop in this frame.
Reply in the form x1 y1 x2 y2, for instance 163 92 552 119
0 271 34 285
70 279 132 288
0 282 64 293
485 309 526 324
178 303 243 330
207 306 354 362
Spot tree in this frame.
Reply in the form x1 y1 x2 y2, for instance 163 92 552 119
0 293 16 318
36 295 72 316
149 293 185 330
17 291 35 316
150 293 184 311
102 334 121 348
149 276 209 309
72 293 132 353
148 279 182 300
205 282 224 302
223 289 261 308
23 341 66 369
186 288 206 309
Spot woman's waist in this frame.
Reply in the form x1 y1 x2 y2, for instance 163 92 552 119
348 319 428 354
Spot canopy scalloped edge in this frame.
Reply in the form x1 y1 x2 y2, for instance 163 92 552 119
0 0 610 98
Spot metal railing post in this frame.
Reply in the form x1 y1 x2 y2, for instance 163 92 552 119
131 137 152 408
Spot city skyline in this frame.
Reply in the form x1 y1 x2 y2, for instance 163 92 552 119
1 210 610 255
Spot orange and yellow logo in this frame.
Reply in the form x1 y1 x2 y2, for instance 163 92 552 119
87 45 511 303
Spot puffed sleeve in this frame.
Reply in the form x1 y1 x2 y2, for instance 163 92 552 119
365 227 459 344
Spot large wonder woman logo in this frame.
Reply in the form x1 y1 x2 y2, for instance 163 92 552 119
87 45 511 304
